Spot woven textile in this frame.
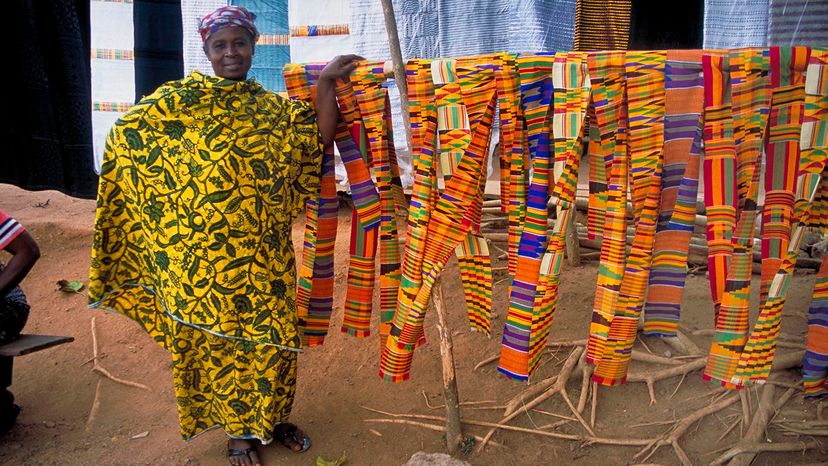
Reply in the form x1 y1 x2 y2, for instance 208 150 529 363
585 51 629 364
574 0 631 51
381 60 498 382
456 235 493 334
586 102 607 241
704 49 771 388
495 54 528 276
703 0 769 49
732 48 828 387
499 53 590 381
769 0 828 47
349 62 402 342
593 52 666 386
642 50 705 336
759 47 810 304
230 0 290 92
804 255 828 398
283 64 339 347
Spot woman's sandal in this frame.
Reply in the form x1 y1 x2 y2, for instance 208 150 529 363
278 423 311 453
227 440 257 464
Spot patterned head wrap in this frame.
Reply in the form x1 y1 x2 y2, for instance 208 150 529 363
199 6 259 43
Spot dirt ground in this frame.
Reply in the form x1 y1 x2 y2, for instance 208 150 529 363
0 182 825 466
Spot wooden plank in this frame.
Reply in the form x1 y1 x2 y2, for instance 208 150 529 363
0 335 74 357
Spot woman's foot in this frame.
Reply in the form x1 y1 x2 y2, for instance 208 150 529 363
227 438 260 466
274 423 311 453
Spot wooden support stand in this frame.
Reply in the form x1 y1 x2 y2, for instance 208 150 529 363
431 280 464 454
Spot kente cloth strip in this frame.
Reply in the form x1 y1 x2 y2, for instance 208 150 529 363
574 0 631 51
349 62 402 342
592 52 666 386
381 61 497 382
586 102 608 241
282 64 382 345
335 79 382 338
283 64 339 347
531 52 590 377
642 50 705 336
704 49 771 389
88 71 321 442
804 254 828 398
396 59 439 353
433 56 495 336
759 47 810 305
498 53 590 381
496 54 529 276
585 51 629 364
733 47 828 387
456 235 493 334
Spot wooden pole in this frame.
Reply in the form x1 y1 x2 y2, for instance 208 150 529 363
565 210 581 267
431 279 464 454
379 0 414 151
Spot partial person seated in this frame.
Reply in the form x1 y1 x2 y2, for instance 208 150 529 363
0 209 41 432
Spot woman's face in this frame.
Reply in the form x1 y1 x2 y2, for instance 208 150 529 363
204 26 254 81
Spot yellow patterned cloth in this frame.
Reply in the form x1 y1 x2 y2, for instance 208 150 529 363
88 71 322 442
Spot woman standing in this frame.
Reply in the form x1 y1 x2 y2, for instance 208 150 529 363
88 6 359 465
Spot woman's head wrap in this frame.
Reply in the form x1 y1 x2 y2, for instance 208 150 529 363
199 6 259 43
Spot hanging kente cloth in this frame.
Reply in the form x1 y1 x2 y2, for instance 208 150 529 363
759 47 811 304
585 51 629 364
703 49 771 388
592 51 666 386
574 0 632 51
283 64 339 347
396 59 439 353
586 101 608 241
350 62 402 342
805 252 828 398
381 59 498 382
642 50 705 336
732 47 828 387
282 63 382 345
498 52 590 381
496 53 529 276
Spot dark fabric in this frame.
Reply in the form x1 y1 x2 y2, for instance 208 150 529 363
133 0 185 102
0 0 96 199
628 0 703 49
0 287 30 344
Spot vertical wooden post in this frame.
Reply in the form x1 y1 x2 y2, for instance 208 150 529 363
565 210 581 267
431 279 464 454
379 0 414 151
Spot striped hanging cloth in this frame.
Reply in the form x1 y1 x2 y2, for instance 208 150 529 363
574 0 632 51
593 51 666 386
733 47 828 388
349 62 403 342
334 78 383 338
499 52 590 380
585 51 629 364
381 60 498 382
759 47 811 304
532 52 590 374
283 64 339 346
704 49 771 389
495 53 527 276
642 50 705 336
498 53 556 380
586 101 608 241
804 251 828 398
395 59 439 354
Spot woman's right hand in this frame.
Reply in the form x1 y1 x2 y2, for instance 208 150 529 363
319 54 364 83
